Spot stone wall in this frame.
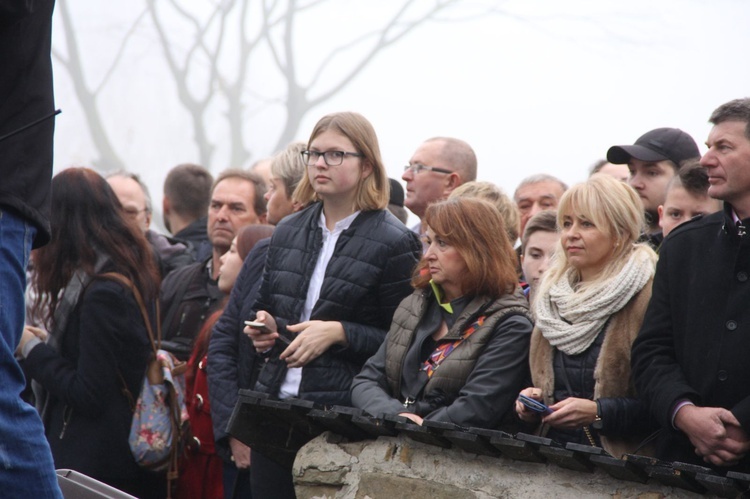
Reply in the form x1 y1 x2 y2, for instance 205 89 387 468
293 433 709 498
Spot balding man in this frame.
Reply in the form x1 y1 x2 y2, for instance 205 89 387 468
402 137 477 234
107 172 193 277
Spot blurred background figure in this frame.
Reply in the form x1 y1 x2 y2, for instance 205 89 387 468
178 224 274 499
163 163 215 261
107 171 194 277
520 210 559 299
450 181 520 248
657 160 722 240
514 174 567 237
209 141 307 497
589 159 629 182
387 178 409 225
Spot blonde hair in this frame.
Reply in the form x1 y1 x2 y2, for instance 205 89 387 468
271 141 307 201
293 112 388 211
536 174 653 297
450 181 520 244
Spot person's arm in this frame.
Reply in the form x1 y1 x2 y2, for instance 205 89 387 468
596 397 655 437
425 315 533 428
23 281 147 416
336 230 421 365
350 337 407 417
631 247 700 429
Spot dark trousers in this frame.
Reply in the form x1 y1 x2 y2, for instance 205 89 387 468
249 450 296 499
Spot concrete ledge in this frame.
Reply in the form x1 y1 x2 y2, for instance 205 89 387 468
293 433 709 498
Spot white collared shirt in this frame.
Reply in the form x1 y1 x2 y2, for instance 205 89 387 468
278 209 361 399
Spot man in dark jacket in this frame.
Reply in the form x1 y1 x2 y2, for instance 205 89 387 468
163 163 214 261
632 98 750 471
0 1 62 496
160 169 266 359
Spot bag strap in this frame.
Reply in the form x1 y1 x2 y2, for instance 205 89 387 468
98 272 161 355
97 273 160 413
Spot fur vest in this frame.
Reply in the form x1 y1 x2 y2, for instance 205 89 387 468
529 278 653 457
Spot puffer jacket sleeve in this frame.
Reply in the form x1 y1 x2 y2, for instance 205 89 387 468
337 229 421 365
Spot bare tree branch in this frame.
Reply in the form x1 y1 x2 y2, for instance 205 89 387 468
56 1 126 171
94 8 150 95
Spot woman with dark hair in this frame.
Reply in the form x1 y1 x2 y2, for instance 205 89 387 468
17 168 163 498
245 112 421 498
179 224 274 499
351 197 533 428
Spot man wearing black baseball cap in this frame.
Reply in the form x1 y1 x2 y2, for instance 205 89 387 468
607 128 700 245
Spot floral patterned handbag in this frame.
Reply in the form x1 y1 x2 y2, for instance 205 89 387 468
101 273 189 496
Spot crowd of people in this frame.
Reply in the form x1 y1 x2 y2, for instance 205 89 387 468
5 5 750 499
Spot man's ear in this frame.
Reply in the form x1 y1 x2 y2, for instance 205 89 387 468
444 172 462 195
258 212 268 225
657 205 665 229
162 196 171 215
292 200 305 213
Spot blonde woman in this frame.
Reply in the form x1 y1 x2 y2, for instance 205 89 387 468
515 174 657 457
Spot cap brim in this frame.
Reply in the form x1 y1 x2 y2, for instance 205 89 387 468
606 145 669 164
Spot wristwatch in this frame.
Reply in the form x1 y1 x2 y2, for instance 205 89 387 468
592 400 603 430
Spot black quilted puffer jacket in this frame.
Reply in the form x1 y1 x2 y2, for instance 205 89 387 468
252 202 421 407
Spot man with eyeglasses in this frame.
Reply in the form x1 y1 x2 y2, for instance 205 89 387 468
401 137 477 234
107 171 194 277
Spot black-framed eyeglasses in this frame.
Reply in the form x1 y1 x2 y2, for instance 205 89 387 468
403 164 453 175
301 150 363 166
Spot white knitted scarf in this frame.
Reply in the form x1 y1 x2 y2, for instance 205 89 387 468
534 248 655 355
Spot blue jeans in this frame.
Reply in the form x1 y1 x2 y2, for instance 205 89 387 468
0 209 61 497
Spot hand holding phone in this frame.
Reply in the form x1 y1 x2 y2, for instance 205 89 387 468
244 320 290 345
244 320 271 333
518 394 553 414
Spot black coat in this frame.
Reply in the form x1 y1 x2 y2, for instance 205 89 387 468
23 279 153 488
160 257 225 360
252 203 421 406
632 204 750 469
207 237 269 455
0 0 56 247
